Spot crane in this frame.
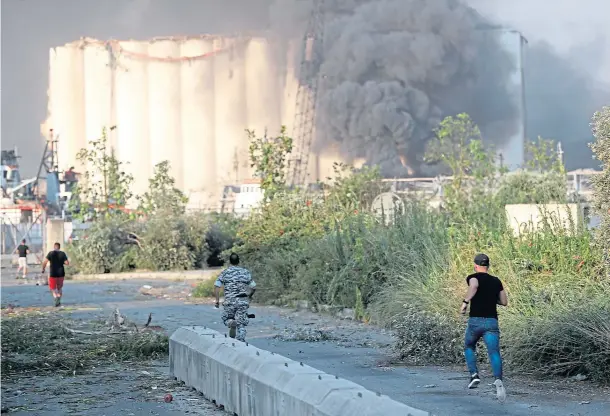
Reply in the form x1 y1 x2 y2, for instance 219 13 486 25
288 0 325 187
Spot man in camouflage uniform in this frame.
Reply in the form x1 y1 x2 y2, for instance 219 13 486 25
214 253 256 342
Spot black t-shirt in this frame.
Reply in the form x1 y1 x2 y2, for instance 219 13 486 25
17 244 29 257
46 250 68 278
466 272 504 319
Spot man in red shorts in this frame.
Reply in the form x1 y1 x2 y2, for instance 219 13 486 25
41 242 69 307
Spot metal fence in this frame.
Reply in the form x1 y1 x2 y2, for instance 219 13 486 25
1 222 43 254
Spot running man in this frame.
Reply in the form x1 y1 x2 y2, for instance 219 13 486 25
460 253 508 402
41 242 69 307
16 239 30 279
213 253 256 342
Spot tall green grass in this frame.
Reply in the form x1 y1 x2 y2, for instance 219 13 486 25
371 202 610 381
240 199 610 382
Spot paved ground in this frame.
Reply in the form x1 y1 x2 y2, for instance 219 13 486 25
2 271 609 416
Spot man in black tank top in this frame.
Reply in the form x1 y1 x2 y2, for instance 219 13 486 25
460 253 508 402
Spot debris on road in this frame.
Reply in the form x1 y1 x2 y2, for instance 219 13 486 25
1 310 168 377
273 327 337 342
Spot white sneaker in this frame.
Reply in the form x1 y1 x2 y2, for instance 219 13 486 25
494 379 506 403
468 373 481 389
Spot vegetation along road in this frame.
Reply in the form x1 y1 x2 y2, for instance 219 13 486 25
2 275 609 416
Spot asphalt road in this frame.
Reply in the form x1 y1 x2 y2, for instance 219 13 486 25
2 273 609 416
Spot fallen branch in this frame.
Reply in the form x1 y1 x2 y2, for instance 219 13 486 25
63 327 132 336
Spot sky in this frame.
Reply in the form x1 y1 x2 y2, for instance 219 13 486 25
467 0 610 82
1 0 609 176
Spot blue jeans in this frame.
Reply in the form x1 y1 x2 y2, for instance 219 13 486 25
464 317 503 380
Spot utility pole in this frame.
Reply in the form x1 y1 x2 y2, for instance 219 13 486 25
557 141 564 168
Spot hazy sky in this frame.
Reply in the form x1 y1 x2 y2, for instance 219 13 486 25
1 0 609 176
467 0 610 81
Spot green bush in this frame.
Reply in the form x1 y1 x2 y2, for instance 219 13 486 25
135 213 195 271
205 213 241 267
496 171 567 204
192 276 221 298
67 218 137 274
69 211 238 275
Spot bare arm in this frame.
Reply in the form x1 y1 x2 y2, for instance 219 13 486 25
460 278 479 314
497 290 508 306
214 286 221 306
213 272 225 307
248 275 256 299
41 258 49 272
465 278 479 302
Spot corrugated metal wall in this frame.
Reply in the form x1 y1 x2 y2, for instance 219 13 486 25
46 36 349 209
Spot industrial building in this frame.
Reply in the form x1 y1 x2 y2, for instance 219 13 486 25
44 35 347 210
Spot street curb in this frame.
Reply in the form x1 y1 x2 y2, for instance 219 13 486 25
170 326 434 416
70 270 220 281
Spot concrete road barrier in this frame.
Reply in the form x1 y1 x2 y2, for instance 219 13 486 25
70 269 219 281
170 326 433 416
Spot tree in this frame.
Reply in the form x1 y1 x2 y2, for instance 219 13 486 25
424 113 500 217
525 136 565 174
325 163 386 211
248 126 293 200
138 160 188 216
69 128 133 221
589 106 610 275
496 137 567 204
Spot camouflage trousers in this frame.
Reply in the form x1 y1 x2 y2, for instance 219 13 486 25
221 300 250 342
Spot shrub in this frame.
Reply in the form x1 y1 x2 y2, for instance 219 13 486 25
589 106 610 276
136 213 197 271
392 308 463 365
504 296 610 382
67 218 137 274
192 275 221 298
496 171 567 204
205 213 241 267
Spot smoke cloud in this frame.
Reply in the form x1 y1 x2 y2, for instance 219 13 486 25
308 0 518 176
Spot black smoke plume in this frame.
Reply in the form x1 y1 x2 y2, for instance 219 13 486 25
309 0 520 176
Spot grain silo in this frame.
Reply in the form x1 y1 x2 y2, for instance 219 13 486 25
244 37 282 179
148 39 183 190
114 41 151 197
180 37 216 205
83 41 114 177
47 43 86 173
44 35 340 210
212 37 248 187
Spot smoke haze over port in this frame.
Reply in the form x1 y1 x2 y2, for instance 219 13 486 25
1 0 608 177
